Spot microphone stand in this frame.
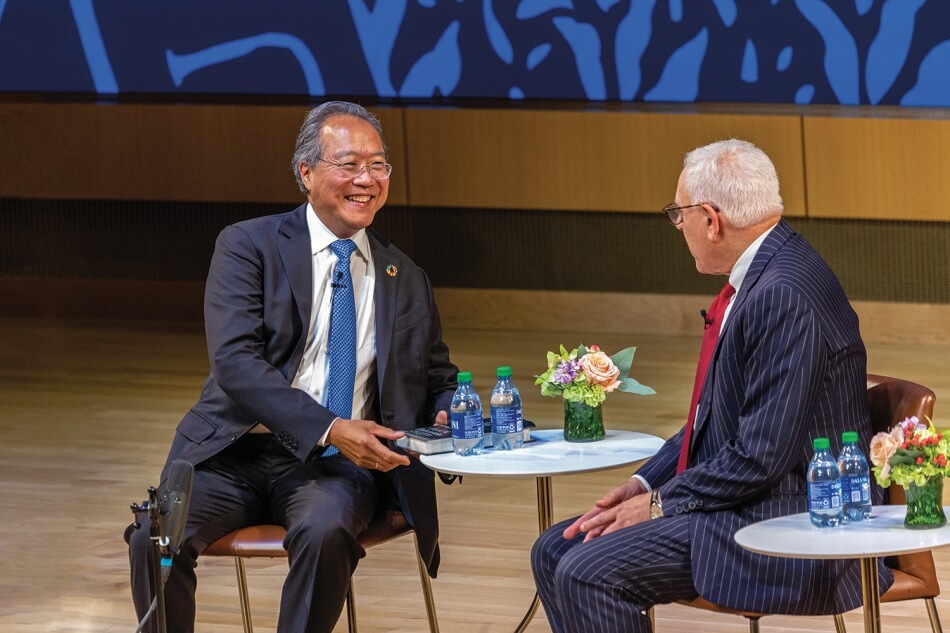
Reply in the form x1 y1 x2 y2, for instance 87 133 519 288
130 486 167 633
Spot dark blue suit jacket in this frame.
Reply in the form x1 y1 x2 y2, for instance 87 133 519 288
163 203 457 575
637 219 892 614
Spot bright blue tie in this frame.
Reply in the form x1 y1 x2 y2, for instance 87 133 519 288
323 239 358 457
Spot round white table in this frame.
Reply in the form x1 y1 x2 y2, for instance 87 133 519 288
735 505 950 633
421 428 665 633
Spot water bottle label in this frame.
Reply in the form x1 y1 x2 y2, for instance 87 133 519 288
491 405 523 434
451 410 483 440
842 474 871 503
808 480 842 511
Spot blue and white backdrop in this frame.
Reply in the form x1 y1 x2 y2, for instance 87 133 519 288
0 0 948 105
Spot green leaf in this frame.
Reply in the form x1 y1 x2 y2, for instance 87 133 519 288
577 344 588 358
610 347 636 378
618 377 656 395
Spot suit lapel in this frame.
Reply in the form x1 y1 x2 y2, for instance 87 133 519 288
725 218 794 322
277 204 313 365
692 219 796 444
370 231 397 390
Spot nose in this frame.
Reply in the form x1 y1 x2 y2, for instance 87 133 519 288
352 166 376 185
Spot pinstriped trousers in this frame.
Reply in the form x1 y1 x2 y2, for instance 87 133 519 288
531 515 698 633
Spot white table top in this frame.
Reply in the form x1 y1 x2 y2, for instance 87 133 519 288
735 505 950 560
419 429 665 478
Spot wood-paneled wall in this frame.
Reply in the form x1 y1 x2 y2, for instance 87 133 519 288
804 115 950 221
403 107 805 214
2 101 950 221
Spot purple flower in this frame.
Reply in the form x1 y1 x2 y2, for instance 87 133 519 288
552 359 580 385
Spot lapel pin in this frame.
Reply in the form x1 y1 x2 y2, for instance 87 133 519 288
386 264 398 277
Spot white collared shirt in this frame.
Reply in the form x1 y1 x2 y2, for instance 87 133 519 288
720 221 777 331
291 204 378 438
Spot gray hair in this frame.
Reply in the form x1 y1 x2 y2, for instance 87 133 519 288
291 101 387 193
681 139 783 228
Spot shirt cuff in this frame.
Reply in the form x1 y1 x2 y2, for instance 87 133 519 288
318 417 341 446
631 474 652 491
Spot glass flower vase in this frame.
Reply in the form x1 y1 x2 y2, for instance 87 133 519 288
563 400 605 442
903 475 948 529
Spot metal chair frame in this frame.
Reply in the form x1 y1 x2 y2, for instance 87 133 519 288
203 513 439 633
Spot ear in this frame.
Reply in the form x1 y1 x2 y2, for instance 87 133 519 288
298 162 313 192
702 203 722 242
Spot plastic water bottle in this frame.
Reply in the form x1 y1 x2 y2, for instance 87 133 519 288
450 372 485 456
838 431 872 521
490 366 523 450
807 437 843 527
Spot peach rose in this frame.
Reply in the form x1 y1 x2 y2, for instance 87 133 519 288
869 429 902 478
580 351 621 392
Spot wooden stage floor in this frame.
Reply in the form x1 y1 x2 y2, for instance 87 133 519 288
1 317 947 632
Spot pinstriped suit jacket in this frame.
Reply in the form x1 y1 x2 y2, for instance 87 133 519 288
636 219 892 615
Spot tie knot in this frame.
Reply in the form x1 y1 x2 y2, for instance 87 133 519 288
330 239 357 262
721 282 736 301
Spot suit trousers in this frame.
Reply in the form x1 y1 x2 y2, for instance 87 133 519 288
531 515 698 633
129 434 377 633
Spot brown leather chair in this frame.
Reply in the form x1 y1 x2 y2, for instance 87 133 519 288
866 374 941 633
665 374 940 632
202 510 439 633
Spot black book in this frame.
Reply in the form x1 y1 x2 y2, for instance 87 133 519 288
396 419 536 455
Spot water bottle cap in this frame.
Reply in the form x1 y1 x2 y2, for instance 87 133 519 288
842 431 859 443
496 366 512 377
457 371 473 383
813 437 830 450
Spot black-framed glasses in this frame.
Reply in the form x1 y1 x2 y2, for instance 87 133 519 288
661 202 704 226
315 156 393 180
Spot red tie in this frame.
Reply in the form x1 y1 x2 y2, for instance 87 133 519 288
677 282 736 474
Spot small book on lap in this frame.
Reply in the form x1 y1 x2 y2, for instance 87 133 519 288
396 419 535 455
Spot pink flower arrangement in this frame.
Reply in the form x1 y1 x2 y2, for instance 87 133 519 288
869 416 950 487
536 344 654 407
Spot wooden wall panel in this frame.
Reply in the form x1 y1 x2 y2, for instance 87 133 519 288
0 103 408 206
804 116 950 221
6 100 950 223
403 108 806 215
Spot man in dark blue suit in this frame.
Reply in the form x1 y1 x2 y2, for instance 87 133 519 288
531 139 891 632
128 101 458 632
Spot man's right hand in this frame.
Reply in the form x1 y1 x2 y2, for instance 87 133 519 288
562 478 649 541
326 419 411 472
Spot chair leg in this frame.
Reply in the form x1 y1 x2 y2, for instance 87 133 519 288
833 613 847 633
414 534 440 633
746 615 760 633
926 597 944 633
346 578 358 633
233 557 254 633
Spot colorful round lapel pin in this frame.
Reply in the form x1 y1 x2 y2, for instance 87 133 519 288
386 264 398 277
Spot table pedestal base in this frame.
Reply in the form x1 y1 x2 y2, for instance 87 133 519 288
512 476 553 633
860 556 881 633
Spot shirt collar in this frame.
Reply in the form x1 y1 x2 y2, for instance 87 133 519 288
729 222 777 293
305 203 370 260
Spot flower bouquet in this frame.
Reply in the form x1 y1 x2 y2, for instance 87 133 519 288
536 344 654 442
870 416 949 528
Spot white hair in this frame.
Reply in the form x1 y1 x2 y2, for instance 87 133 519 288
681 139 783 228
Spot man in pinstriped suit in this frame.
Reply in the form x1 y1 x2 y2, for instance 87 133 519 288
531 139 892 632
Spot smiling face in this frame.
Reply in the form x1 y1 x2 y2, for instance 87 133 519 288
298 114 389 238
